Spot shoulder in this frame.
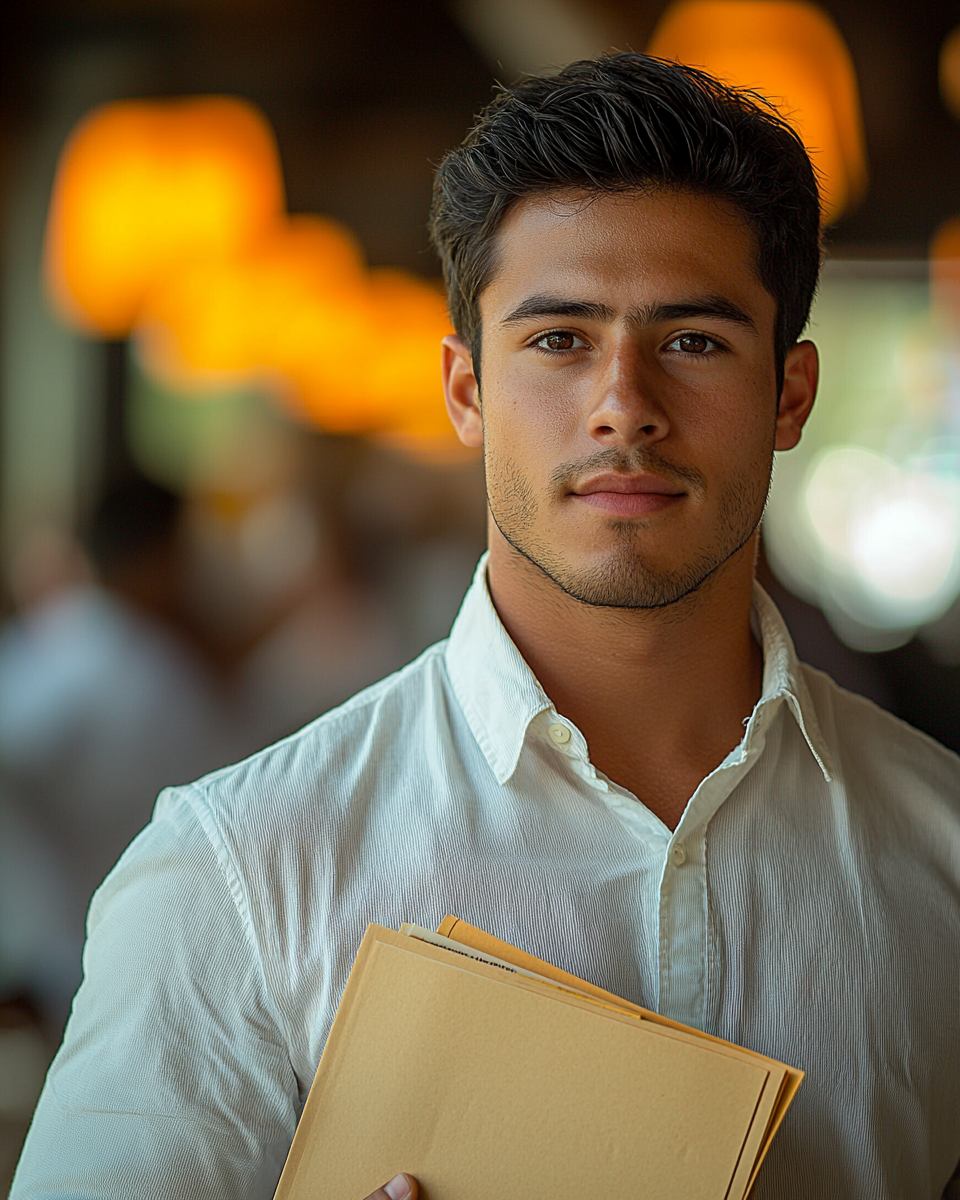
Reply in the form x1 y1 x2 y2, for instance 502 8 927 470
162 637 455 837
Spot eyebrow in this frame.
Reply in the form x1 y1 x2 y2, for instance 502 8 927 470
499 292 758 334
633 296 758 333
500 296 616 325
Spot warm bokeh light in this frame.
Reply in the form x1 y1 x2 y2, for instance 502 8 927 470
44 96 285 337
136 218 458 444
940 25 960 122
930 216 960 331
45 95 464 457
357 270 456 439
137 224 458 448
280 269 455 441
647 0 867 223
136 214 369 388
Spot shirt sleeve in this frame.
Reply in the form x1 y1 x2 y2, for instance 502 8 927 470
9 784 301 1200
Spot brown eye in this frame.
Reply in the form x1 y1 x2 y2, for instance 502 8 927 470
534 331 586 352
671 333 714 354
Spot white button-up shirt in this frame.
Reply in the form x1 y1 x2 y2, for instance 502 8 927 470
12 558 960 1199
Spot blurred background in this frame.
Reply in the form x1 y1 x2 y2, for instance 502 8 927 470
2 0 960 1184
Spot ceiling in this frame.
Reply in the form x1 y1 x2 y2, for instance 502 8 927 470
1 0 959 270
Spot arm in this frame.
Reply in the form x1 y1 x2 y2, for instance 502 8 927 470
10 786 301 1200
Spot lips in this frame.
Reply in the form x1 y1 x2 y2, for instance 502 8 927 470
571 473 685 517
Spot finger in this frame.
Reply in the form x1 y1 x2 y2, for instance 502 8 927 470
364 1172 419 1200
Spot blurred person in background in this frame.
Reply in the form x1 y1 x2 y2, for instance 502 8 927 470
0 477 240 1023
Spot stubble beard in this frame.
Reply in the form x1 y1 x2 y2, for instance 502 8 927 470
485 444 773 610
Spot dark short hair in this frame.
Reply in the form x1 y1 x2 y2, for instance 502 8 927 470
429 53 822 379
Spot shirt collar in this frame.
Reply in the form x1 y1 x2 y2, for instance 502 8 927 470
445 554 834 785
751 582 834 782
446 555 553 784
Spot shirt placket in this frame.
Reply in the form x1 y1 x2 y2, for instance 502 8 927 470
656 819 709 1028
537 702 776 1031
655 719 773 1028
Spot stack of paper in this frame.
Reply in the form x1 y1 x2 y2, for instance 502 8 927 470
274 918 801 1200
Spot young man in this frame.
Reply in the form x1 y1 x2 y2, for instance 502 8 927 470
12 54 960 1200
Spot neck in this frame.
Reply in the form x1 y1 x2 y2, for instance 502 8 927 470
486 522 763 831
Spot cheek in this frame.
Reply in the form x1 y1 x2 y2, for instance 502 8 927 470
678 372 777 451
483 373 582 465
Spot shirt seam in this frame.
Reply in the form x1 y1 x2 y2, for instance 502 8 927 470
181 642 451 796
177 781 294 1056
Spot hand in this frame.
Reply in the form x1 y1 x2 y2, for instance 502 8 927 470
363 1173 418 1200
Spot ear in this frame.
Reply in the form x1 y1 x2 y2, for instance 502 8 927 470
441 335 483 448
775 339 818 452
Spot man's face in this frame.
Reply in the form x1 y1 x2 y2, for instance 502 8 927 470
452 188 803 609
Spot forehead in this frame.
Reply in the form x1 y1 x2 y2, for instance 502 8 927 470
482 188 773 321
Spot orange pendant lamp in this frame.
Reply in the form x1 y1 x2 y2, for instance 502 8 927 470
137 221 455 442
647 0 867 223
136 213 369 391
276 268 454 439
44 95 285 337
45 94 461 455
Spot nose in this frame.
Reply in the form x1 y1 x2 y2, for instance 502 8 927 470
585 338 669 448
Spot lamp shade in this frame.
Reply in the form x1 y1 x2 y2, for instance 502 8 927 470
137 225 456 446
281 269 455 440
647 0 866 223
44 96 285 337
136 214 368 390
940 26 960 123
48 95 460 455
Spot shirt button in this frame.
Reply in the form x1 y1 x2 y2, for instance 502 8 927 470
548 722 572 746
670 843 687 867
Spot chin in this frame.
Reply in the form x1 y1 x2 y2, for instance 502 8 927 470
538 543 716 610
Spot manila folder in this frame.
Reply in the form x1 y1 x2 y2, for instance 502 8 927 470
274 924 782 1200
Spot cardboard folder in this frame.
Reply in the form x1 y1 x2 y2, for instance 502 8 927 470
273 920 802 1200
